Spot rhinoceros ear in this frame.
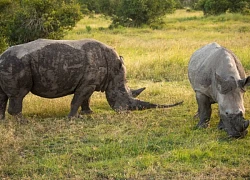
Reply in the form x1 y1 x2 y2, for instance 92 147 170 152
215 73 237 94
118 56 125 69
119 56 124 64
239 76 250 89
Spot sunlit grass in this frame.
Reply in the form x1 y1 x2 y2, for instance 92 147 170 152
1 9 250 179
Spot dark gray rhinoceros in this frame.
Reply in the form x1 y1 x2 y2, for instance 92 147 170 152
0 39 183 120
188 42 250 138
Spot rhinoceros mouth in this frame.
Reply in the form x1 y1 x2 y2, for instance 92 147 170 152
220 114 249 138
228 130 248 139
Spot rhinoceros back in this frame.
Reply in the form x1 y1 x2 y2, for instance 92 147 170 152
0 39 112 98
188 43 222 91
188 42 245 99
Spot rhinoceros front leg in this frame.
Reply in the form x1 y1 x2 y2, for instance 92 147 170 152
0 88 8 120
218 119 225 130
195 91 212 128
80 97 93 114
8 96 27 123
68 85 96 118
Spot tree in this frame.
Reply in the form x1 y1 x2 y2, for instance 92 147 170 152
77 0 176 27
228 0 249 13
197 0 229 15
0 0 82 53
0 0 12 52
112 0 176 27
197 0 250 15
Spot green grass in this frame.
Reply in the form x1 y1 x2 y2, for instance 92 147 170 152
1 10 250 179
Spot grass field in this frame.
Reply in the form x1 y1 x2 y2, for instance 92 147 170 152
1 10 250 179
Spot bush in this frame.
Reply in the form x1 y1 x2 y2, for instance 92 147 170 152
78 0 176 27
0 0 12 52
111 0 176 27
228 0 249 13
198 0 229 15
197 0 250 15
0 0 82 50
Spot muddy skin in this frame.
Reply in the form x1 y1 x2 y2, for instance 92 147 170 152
0 39 183 121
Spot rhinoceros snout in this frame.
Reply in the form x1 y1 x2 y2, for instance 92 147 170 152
229 129 248 139
243 120 249 131
220 114 249 138
228 120 249 138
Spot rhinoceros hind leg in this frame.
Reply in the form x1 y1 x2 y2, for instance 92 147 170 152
0 88 8 120
68 85 95 118
80 97 93 115
195 92 212 128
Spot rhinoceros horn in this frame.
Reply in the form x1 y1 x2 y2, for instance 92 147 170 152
105 83 183 111
131 87 146 97
105 55 183 111
125 99 184 110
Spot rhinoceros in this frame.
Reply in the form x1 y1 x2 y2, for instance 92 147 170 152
188 42 250 138
0 39 183 120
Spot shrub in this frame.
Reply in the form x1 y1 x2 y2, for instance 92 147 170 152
1 0 82 49
197 0 250 15
112 0 176 27
198 0 229 15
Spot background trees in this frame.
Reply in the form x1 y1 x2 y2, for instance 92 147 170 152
1 0 250 53
79 0 176 27
0 0 82 53
111 0 176 27
196 0 250 15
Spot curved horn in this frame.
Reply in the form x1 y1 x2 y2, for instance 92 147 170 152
127 99 184 111
131 87 146 97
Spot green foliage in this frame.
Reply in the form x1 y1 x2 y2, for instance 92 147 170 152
78 0 101 13
197 0 250 15
112 0 176 27
0 0 82 51
197 0 229 15
79 0 176 27
0 0 12 52
228 0 249 13
7 0 82 46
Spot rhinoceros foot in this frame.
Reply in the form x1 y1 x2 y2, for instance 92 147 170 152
80 109 93 115
218 119 225 130
196 120 210 129
14 113 28 124
228 130 248 139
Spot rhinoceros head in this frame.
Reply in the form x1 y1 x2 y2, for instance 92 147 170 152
105 56 183 111
216 73 250 138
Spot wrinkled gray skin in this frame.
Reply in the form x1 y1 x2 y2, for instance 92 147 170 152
188 42 250 138
0 39 183 120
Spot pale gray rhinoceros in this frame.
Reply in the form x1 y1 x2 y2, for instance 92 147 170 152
0 39 183 120
188 42 250 138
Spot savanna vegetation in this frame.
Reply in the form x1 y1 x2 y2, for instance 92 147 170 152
1 7 250 180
